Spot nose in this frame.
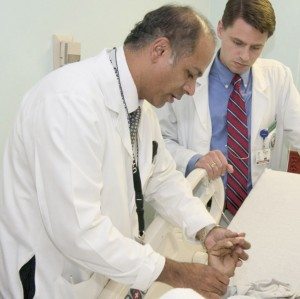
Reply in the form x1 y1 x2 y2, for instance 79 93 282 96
240 47 250 62
183 79 196 96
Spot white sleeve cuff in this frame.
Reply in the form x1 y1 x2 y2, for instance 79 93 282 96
131 245 165 291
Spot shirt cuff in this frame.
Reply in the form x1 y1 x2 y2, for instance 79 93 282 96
185 154 202 177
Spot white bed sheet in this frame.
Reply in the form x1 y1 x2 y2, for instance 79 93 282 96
229 169 300 293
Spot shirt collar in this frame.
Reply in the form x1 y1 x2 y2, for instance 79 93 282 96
212 50 251 89
116 46 140 113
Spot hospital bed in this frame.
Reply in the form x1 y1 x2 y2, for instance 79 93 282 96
99 169 225 298
229 169 300 294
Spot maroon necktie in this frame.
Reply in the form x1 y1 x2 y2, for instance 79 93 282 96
226 74 249 215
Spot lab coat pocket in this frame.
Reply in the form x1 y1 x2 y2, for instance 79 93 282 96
55 272 108 299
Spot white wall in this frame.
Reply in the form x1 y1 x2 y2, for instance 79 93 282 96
0 0 210 167
1 0 299 167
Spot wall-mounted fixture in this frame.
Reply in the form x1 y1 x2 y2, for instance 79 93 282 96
53 34 81 69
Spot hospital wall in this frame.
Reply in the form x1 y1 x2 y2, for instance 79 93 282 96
0 0 299 172
0 0 211 171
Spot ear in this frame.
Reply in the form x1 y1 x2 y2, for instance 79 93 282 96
217 20 224 39
150 37 172 63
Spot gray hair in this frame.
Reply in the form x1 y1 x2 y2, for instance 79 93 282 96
124 5 216 60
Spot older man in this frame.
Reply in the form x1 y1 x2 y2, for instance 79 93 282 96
0 5 249 299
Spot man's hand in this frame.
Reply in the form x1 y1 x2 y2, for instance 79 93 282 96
207 237 244 277
195 150 233 180
156 258 229 299
204 227 251 268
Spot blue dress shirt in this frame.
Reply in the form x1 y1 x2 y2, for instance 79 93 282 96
186 52 253 191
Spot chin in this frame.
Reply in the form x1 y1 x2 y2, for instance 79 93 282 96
146 97 163 108
232 63 250 74
156 102 166 108
153 96 168 108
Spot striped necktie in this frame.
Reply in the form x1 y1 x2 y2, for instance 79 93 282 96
226 74 249 215
129 107 141 147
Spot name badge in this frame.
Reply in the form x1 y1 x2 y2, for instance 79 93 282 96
256 148 271 165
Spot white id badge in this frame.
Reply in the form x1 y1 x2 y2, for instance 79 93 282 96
256 148 271 165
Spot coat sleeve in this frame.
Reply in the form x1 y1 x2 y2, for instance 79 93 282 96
144 106 215 240
155 103 199 174
280 66 300 149
272 64 300 170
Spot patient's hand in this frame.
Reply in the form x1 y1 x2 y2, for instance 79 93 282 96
204 227 250 267
207 238 244 277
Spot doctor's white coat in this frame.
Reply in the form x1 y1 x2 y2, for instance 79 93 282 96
0 49 214 298
157 58 300 185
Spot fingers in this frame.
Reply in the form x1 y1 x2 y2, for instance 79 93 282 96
222 228 238 238
195 264 229 295
237 238 251 250
226 163 234 174
230 236 251 248
236 259 243 267
232 251 243 268
206 153 225 180
225 237 250 261
227 237 250 262
224 231 251 250
204 227 237 250
210 274 229 296
205 228 251 261
208 236 250 260
230 236 251 259
195 150 232 179
208 239 234 255
233 246 249 261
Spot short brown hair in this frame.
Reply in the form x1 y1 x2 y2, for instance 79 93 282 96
222 0 276 37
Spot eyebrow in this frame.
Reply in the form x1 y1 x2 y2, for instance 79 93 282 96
232 37 264 47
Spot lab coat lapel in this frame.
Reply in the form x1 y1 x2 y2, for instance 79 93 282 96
193 72 212 146
193 56 214 135
95 50 133 158
251 64 269 149
137 104 152 186
194 76 210 130
116 111 133 158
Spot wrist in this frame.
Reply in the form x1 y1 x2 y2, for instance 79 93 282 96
196 224 221 243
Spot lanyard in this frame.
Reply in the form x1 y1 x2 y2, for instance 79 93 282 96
108 48 145 242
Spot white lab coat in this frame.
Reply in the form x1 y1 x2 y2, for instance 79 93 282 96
0 49 214 298
157 58 300 185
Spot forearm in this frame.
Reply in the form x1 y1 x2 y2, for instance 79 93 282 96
156 258 185 288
